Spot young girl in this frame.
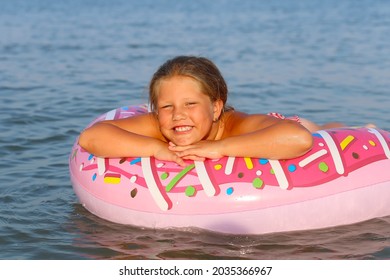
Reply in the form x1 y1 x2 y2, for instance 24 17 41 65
79 56 344 167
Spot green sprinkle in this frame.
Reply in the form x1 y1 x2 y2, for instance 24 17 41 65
160 172 169 180
185 186 196 197
165 164 195 192
319 162 329 172
252 178 264 189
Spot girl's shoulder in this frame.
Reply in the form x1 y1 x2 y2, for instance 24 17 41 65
222 110 274 136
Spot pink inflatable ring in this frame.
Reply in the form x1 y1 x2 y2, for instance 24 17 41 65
69 105 390 234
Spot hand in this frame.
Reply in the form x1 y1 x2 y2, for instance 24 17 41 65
168 141 223 161
153 142 187 167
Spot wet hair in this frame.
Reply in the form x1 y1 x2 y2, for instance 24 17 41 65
149 56 232 114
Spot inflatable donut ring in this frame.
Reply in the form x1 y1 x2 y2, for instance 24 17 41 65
69 105 390 234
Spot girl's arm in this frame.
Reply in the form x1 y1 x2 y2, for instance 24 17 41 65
169 113 313 160
78 114 187 166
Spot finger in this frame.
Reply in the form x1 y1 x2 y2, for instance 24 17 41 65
181 155 205 161
173 155 187 167
175 149 197 157
169 145 194 152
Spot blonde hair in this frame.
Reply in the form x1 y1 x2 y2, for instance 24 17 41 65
149 56 232 114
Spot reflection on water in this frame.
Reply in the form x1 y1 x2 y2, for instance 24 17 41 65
68 205 390 260
1 0 390 259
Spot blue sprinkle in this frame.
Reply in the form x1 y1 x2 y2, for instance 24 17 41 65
313 133 322 138
259 158 269 165
288 164 297 172
121 106 129 110
130 157 141 165
88 154 94 160
226 187 234 195
92 173 97 181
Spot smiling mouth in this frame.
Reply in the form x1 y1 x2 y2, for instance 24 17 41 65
174 126 193 132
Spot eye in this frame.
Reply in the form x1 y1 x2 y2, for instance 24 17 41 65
185 102 197 107
160 104 172 110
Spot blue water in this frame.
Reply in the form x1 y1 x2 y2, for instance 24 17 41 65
1 0 390 259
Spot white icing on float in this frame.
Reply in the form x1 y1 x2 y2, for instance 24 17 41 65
69 105 390 234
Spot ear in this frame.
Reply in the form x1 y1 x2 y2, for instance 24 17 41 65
212 99 224 121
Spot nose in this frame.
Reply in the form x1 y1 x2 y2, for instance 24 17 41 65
172 106 186 121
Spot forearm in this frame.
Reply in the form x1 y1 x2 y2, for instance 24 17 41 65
219 122 313 159
78 122 165 158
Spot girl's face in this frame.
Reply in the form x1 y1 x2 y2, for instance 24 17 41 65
156 76 222 146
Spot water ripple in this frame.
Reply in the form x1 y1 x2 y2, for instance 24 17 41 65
1 0 390 260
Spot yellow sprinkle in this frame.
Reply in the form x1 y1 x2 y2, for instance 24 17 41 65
340 135 355 150
244 157 253 170
214 164 222 170
369 140 376 146
104 177 121 184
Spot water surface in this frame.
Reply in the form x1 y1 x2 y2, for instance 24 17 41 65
1 0 390 259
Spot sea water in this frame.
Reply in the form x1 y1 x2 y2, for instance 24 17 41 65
1 0 390 259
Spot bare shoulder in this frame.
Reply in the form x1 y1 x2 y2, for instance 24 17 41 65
222 111 277 136
101 112 163 139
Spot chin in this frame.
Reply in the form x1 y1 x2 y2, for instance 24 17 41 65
173 140 193 146
172 137 198 146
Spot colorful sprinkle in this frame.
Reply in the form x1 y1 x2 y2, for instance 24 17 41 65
185 186 196 197
259 158 269 165
238 172 244 178
214 164 223 170
104 173 121 184
270 169 275 175
352 152 359 159
165 164 195 192
298 149 327 167
316 130 344 175
160 172 169 180
269 159 289 190
92 173 97 181
157 162 165 168
72 149 78 159
130 175 137 183
96 157 106 175
288 164 297 172
363 145 368 150
225 157 235 175
226 187 234 195
369 140 376 146
340 135 355 150
130 157 141 165
368 128 390 159
244 157 254 169
256 170 262 176
88 154 94 160
319 162 329 172
141 157 171 211
130 188 138 198
119 158 126 164
252 178 264 189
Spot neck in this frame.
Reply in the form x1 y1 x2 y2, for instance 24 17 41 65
210 119 224 141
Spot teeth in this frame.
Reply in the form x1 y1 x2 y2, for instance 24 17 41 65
175 126 192 132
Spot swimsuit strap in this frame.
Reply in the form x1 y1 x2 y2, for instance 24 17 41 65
268 112 301 123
